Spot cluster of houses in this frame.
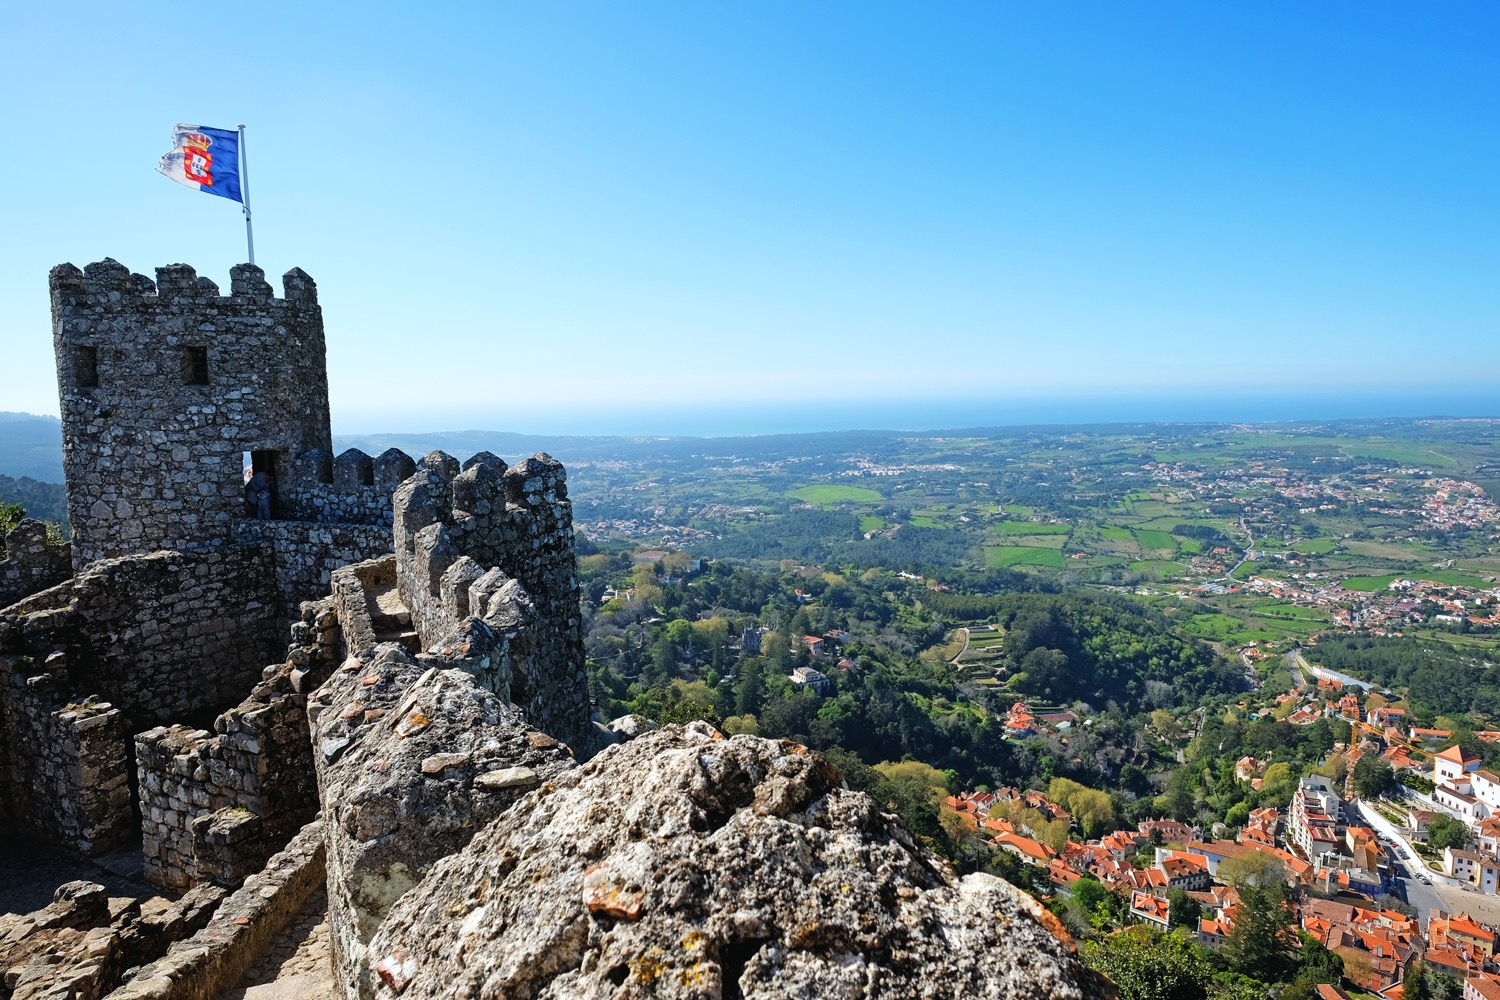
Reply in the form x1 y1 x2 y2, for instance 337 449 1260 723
946 771 1500 995
1001 700 1077 740
1416 479 1500 534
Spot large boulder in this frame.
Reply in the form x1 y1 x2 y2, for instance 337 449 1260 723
366 723 1105 999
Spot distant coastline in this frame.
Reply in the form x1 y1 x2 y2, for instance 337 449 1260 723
333 390 1500 439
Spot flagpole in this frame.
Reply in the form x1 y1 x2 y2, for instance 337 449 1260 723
238 123 255 265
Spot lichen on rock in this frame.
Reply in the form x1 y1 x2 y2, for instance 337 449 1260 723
366 723 1106 999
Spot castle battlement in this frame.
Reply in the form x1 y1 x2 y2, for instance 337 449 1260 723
389 449 588 748
51 259 332 568
49 258 318 308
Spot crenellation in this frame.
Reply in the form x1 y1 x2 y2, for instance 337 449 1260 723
451 459 504 517
229 262 274 299
153 263 200 300
373 448 417 492
391 470 450 557
387 451 591 752
440 556 484 620
460 450 506 474
420 449 460 480
81 257 139 297
334 448 374 489
281 265 318 304
286 447 333 487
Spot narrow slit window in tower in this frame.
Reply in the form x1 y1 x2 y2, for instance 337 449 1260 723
183 346 209 385
74 346 98 388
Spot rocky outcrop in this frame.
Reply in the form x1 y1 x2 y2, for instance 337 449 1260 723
365 723 1105 999
311 635 577 1000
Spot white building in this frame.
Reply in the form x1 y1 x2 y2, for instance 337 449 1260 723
1288 775 1346 870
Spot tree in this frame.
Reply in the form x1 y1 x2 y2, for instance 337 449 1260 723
1402 961 1462 1000
1165 887 1201 931
1260 762 1293 789
1072 876 1112 919
1082 926 1212 1000
733 659 766 716
1428 814 1470 851
720 714 758 735
1353 755 1396 800
872 761 954 849
1292 930 1344 986
1217 851 1286 890
0 500 23 540
1049 777 1117 838
1221 881 1295 982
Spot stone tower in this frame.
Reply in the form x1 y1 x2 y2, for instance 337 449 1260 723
50 258 332 568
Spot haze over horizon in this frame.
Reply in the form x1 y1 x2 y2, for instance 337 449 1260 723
2 3 1497 433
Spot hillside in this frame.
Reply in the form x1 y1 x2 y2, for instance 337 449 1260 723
0 413 63 483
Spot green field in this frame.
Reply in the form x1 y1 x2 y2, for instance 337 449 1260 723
859 516 886 533
1344 539 1435 561
965 634 1007 651
1292 538 1337 554
1132 529 1177 551
909 516 942 528
1341 574 1399 592
1254 602 1325 620
1097 526 1133 541
1130 559 1188 578
984 545 1066 569
1179 614 1282 645
1231 561 1263 581
1345 570 1491 591
786 485 884 503
1009 534 1069 549
996 520 1069 535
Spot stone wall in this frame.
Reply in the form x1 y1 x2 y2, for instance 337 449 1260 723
0 518 72 609
135 600 341 891
392 451 594 752
235 518 392 627
276 446 416 526
0 879 225 1000
0 656 132 856
330 556 398 657
107 820 327 1000
0 545 280 731
51 260 332 568
0 544 287 861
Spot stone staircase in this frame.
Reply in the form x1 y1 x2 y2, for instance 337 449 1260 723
364 583 420 653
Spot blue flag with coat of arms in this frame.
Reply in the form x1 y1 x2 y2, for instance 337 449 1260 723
157 124 243 203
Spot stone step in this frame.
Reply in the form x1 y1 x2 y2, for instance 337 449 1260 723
365 584 411 632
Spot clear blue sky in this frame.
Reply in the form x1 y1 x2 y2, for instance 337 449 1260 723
2 3 1496 434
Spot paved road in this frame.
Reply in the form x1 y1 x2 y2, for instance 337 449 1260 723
1347 798 1470 929
950 627 970 665
1285 650 1306 688
1217 516 1255 582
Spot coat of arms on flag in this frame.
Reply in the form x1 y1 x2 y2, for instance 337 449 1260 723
157 124 243 203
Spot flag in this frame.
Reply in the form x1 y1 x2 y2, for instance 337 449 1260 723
157 124 243 203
